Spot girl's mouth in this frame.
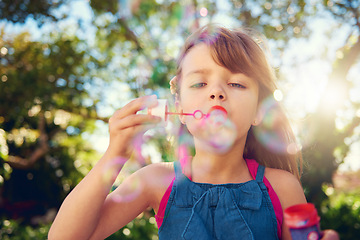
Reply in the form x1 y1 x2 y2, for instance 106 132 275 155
208 105 227 116
206 106 228 125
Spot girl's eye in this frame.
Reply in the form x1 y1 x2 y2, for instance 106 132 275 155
191 83 207 88
229 83 246 88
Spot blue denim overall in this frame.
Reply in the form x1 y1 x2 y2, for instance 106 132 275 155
158 162 279 240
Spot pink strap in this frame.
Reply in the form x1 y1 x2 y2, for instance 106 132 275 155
155 178 174 228
246 159 283 239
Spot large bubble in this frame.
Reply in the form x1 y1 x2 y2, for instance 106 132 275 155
253 96 301 154
188 106 237 154
102 156 129 185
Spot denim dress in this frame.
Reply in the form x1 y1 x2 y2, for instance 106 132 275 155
158 162 279 240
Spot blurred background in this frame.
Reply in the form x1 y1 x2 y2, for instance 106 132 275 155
0 0 359 239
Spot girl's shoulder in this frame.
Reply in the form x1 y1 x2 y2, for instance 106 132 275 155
264 167 306 209
135 162 175 210
135 162 175 188
264 167 299 186
139 161 175 179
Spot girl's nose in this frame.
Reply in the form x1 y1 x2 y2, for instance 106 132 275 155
209 83 226 101
210 94 225 100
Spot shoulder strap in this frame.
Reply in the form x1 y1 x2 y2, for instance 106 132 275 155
174 161 183 179
245 159 265 183
256 164 265 183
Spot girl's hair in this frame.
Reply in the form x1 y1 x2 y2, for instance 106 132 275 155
173 23 302 180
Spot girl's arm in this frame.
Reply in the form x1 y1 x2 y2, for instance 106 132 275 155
265 168 307 240
88 164 156 239
266 169 340 240
48 96 161 240
89 162 174 239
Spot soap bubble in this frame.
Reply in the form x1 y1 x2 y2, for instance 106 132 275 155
111 175 144 203
132 132 148 166
177 126 195 169
102 156 146 203
191 108 237 154
102 156 129 185
206 107 227 126
253 96 300 154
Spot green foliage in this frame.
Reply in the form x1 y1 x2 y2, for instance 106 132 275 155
0 0 360 239
0 0 66 24
0 211 158 240
0 219 50 240
228 0 311 43
0 23 102 224
320 187 360 240
105 210 158 240
90 0 118 15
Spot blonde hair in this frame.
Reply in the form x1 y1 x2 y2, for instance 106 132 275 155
172 24 302 180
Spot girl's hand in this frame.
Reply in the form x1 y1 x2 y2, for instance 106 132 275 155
321 230 340 240
106 95 161 160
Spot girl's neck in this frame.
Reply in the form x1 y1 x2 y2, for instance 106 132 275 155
190 142 252 184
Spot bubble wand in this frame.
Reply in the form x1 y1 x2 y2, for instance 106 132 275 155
146 99 227 122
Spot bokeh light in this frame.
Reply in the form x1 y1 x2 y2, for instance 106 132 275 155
199 7 208 17
1 1 359 239
273 89 283 102
0 46 8 55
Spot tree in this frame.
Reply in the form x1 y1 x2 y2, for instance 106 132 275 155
298 0 360 205
1 0 359 239
0 25 104 223
0 0 67 24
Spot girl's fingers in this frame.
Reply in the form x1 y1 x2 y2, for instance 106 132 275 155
112 95 159 120
106 96 162 159
107 114 161 158
111 114 161 131
321 230 339 240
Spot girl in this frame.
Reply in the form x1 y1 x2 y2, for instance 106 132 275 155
49 24 339 240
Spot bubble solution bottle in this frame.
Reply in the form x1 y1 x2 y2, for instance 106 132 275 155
284 203 321 240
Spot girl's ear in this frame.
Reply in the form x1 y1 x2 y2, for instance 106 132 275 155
175 97 186 125
252 106 265 126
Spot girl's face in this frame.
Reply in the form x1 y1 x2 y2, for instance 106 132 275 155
177 43 261 149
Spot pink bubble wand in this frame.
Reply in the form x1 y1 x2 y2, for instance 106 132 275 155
165 109 207 120
145 99 227 123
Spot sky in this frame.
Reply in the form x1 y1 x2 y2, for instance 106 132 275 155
1 0 359 171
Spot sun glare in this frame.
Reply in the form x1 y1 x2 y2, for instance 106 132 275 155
282 59 331 119
273 89 283 101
